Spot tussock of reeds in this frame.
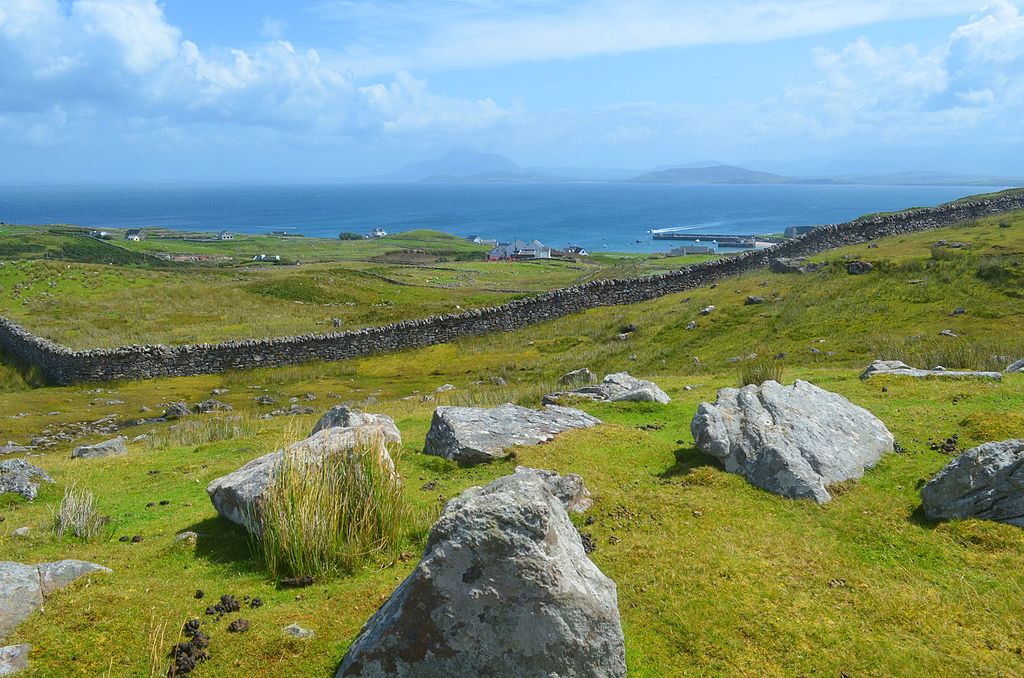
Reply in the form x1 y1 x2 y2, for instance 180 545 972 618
53 486 107 540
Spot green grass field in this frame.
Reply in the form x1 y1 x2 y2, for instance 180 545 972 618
1 207 1024 676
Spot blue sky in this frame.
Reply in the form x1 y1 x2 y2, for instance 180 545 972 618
0 0 1022 181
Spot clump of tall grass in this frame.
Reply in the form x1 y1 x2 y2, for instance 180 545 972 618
871 335 1024 372
737 353 785 387
256 437 416 579
53 486 108 540
144 415 261 450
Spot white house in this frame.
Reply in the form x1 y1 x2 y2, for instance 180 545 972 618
125 229 144 241
565 245 590 257
369 227 388 238
487 239 552 260
219 230 234 240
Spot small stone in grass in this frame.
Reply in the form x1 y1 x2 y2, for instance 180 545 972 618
131 534 144 543
227 618 250 633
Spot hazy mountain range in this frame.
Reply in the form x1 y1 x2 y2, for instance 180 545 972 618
366 150 1021 187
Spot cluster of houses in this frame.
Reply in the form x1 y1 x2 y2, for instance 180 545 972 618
119 229 234 242
469 235 589 261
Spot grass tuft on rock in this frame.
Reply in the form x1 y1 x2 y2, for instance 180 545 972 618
256 438 415 579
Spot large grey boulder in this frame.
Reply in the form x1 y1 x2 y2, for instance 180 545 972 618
0 460 52 501
1006 359 1024 373
1 560 110 641
422 404 601 465
860 360 1002 381
691 380 894 504
336 471 625 678
920 440 1024 526
544 372 671 405
310 406 401 444
207 424 397 530
71 436 127 459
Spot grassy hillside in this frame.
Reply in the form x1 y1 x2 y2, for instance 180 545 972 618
0 209 1023 676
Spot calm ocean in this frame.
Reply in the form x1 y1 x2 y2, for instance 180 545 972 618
0 183 1008 253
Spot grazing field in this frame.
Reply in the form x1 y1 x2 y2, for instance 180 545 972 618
1 209 1023 676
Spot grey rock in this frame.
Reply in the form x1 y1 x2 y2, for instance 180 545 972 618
255 395 276 406
691 380 893 504
1004 359 1024 373
685 320 697 330
699 305 716 315
769 257 820 274
860 360 1002 381
173 531 199 545
514 466 593 514
422 404 601 465
614 333 631 341
435 384 456 393
0 443 28 457
544 372 671 406
71 436 127 459
11 529 29 538
0 560 110 641
335 471 625 678
195 399 233 413
489 376 507 386
558 368 597 386
0 644 31 675
283 623 315 639
846 261 873 274
208 424 397 530
0 460 52 501
163 401 191 419
745 295 765 305
211 388 230 396
939 329 959 338
310 406 401 444
951 307 967 317
920 440 1024 526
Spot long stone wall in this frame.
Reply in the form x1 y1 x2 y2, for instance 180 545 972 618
2 191 1022 385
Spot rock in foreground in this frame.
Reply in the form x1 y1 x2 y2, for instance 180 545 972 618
422 404 601 465
920 439 1024 526
1 560 110 641
860 360 1002 381
691 380 893 504
310 406 401 443
336 471 625 678
207 422 397 530
71 436 127 459
514 466 593 513
544 372 670 405
0 459 52 501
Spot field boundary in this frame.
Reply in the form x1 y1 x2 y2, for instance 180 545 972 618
2 190 1022 384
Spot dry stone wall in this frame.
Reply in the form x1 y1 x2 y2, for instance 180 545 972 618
1 192 1022 384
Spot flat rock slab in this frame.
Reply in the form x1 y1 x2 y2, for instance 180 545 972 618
921 439 1024 526
543 372 671 405
691 380 894 504
71 436 127 459
860 360 1002 381
1 560 110 641
0 460 52 501
422 403 601 465
1006 359 1024 373
208 421 398 530
336 471 625 678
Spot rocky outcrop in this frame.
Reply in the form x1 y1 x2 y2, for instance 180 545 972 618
0 560 111 641
860 360 1002 381
0 460 52 501
71 436 127 459
335 471 625 678
163 401 192 419
1006 359 1024 373
421 404 601 465
310 406 401 443
207 424 397 530
846 261 873 274
920 440 1024 526
770 257 820 274
691 380 894 504
544 372 670 405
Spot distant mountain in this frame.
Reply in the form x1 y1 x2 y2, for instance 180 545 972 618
421 170 561 183
626 164 788 184
379 150 521 182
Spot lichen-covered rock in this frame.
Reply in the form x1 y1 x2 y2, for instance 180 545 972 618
71 436 127 459
310 406 401 444
0 643 30 675
846 260 873 274
514 466 593 513
207 425 396 530
860 360 1002 381
544 372 670 405
0 460 52 501
920 440 1024 526
163 401 192 419
1 560 110 641
1006 359 1024 373
422 404 601 465
558 368 598 386
194 399 233 413
335 472 625 678
691 380 893 504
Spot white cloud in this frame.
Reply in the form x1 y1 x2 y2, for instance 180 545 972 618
0 0 515 140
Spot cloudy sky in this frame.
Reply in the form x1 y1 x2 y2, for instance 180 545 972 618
1 0 1022 182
